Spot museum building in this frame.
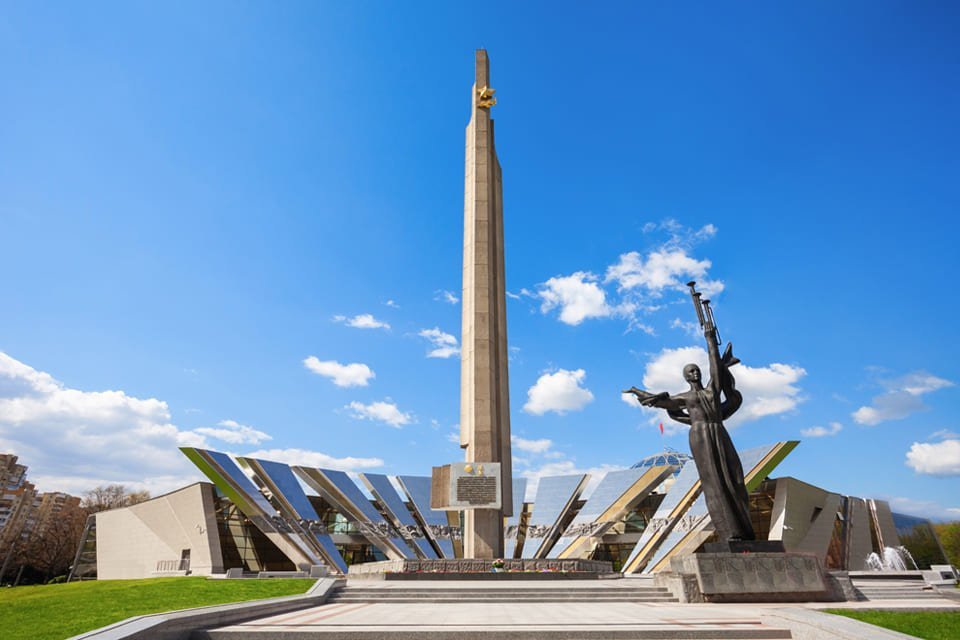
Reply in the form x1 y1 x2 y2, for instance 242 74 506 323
69 442 948 580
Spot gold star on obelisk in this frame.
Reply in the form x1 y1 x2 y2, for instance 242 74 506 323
477 85 496 108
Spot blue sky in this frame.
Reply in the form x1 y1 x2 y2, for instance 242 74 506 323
1 2 958 519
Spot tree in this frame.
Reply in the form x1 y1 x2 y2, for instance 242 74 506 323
933 521 960 567
19 506 88 582
81 484 150 513
3 500 88 585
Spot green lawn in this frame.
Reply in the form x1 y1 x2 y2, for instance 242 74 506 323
0 577 315 640
825 609 960 640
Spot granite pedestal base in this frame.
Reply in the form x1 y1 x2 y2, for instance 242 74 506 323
348 558 615 580
655 552 842 603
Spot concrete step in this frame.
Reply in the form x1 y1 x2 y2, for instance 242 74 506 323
332 590 674 596
336 587 670 598
329 595 678 604
853 585 943 599
330 586 679 603
854 591 943 599
853 584 936 591
197 629 791 639
854 587 938 591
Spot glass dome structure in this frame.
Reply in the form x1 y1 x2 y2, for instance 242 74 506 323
631 447 692 477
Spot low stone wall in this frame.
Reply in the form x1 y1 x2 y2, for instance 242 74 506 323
70 578 339 640
657 552 839 603
348 558 614 577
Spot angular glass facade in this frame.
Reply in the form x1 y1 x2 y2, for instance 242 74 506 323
157 442 947 577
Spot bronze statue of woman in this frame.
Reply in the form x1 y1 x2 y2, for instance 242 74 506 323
625 283 755 544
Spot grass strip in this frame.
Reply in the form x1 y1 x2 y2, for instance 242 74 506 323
0 576 314 640
824 609 960 640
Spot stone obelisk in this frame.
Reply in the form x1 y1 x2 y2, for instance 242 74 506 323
459 49 513 559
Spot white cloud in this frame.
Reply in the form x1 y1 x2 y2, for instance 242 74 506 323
928 429 959 440
801 422 843 438
0 351 204 495
345 400 412 428
511 435 554 454
852 393 925 426
605 249 723 297
621 391 641 408
435 290 460 305
886 496 960 521
243 447 383 471
525 221 722 330
894 372 953 396
333 313 390 330
0 352 391 498
670 318 701 338
385 299 400 308
418 327 460 359
538 272 634 326
636 346 805 427
524 368 595 416
905 439 960 476
853 371 952 426
641 219 718 248
194 419 272 445
303 357 375 387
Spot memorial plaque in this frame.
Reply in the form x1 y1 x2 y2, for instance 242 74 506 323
430 462 501 510
457 475 497 504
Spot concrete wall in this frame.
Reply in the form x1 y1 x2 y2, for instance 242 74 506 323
96 482 222 580
769 477 842 562
870 499 901 550
846 497 874 571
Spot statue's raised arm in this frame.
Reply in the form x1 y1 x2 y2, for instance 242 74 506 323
623 387 683 411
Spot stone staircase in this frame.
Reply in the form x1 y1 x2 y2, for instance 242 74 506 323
327 583 679 604
852 576 943 600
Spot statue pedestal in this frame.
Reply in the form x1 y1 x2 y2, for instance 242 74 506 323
655 552 845 603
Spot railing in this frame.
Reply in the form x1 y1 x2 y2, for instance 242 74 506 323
156 559 190 572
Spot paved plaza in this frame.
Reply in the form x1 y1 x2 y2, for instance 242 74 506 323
204 601 793 639
194 578 960 639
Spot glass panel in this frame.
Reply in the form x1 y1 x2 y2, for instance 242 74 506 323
205 450 275 515
397 475 458 559
253 458 319 519
362 473 437 559
521 474 586 558
503 478 527 559
549 468 651 558
246 458 349 574
313 468 414 560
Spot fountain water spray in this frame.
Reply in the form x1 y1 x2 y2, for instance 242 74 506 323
866 546 918 571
